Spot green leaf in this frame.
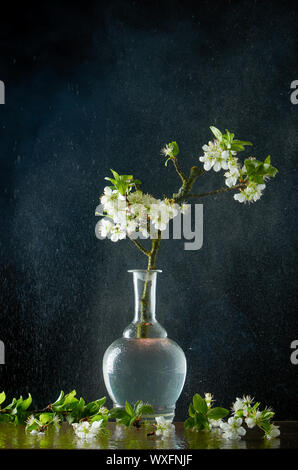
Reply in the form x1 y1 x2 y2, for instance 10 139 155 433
188 403 195 418
260 420 271 433
264 155 271 164
244 157 278 184
230 143 245 152
193 394 208 415
104 177 117 185
133 400 143 416
0 392 5 406
224 130 234 143
194 412 208 431
121 174 133 179
62 390 77 404
21 394 32 411
210 126 222 141
207 407 229 420
125 401 134 417
184 417 195 429
52 391 65 407
169 141 179 157
39 413 53 425
108 408 128 420
110 169 120 180
120 415 132 427
233 139 253 146
137 404 154 416
83 401 101 416
96 397 106 408
0 414 12 423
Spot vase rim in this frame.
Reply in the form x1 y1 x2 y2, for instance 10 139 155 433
127 269 162 273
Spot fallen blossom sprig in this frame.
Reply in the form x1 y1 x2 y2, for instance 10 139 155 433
231 395 280 440
0 390 109 435
184 393 280 441
0 390 155 435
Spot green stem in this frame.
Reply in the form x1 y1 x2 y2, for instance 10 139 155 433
137 233 161 338
173 166 205 203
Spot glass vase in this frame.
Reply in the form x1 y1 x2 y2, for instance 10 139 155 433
102 269 187 421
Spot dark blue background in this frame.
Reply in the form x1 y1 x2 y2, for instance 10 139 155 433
0 1 297 419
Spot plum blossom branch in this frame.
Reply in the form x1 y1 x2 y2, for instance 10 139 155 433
95 126 278 275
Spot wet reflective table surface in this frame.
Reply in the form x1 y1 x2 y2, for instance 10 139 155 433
0 422 297 450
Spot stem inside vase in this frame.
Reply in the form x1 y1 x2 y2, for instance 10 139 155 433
128 269 162 338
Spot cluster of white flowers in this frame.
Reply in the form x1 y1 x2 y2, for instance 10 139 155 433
72 420 105 440
199 140 237 173
96 187 183 242
233 181 266 203
220 416 246 440
154 416 175 439
26 413 61 435
199 141 267 204
231 395 280 440
232 395 254 416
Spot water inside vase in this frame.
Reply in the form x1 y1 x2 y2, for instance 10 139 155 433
103 337 186 420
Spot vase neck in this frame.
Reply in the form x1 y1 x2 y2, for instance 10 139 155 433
123 269 166 338
132 270 158 322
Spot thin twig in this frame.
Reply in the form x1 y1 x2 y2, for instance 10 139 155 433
171 157 186 182
183 184 246 200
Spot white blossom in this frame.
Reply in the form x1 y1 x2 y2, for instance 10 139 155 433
199 141 231 172
265 423 280 440
161 143 174 157
97 218 114 238
100 186 125 211
224 166 240 187
72 420 104 440
204 393 213 409
244 410 261 428
155 416 175 438
110 225 126 242
234 183 266 203
232 397 245 413
26 415 35 426
209 419 223 428
180 203 190 215
220 417 246 440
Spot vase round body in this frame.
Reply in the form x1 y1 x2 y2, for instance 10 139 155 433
102 270 187 421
